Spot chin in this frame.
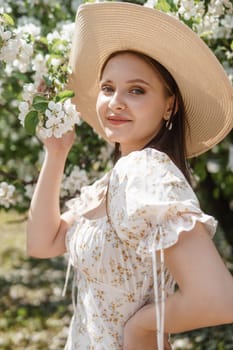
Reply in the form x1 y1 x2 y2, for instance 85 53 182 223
104 130 123 144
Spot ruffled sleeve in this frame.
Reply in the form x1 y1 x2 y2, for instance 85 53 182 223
108 148 217 258
65 171 111 217
108 148 217 350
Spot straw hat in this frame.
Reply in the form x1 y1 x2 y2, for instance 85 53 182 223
68 2 233 158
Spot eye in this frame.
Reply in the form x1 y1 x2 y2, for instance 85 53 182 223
129 87 145 95
100 84 114 94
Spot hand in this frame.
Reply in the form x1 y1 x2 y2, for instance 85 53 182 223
38 128 76 157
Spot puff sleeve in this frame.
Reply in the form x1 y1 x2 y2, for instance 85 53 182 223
65 171 111 217
108 148 217 258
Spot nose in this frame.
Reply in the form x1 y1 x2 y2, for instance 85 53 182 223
108 92 126 112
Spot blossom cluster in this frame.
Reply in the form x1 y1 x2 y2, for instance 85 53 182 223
175 0 204 21
39 100 80 139
10 19 79 138
23 165 90 201
19 97 80 139
61 166 90 198
0 13 37 72
193 0 233 40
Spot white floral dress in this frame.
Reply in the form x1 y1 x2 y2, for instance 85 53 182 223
64 148 216 350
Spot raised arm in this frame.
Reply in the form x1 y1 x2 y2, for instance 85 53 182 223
27 130 76 259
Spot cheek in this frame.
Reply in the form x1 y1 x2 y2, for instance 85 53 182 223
96 94 107 117
96 94 101 115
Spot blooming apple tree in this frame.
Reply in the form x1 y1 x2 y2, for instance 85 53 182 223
0 0 232 247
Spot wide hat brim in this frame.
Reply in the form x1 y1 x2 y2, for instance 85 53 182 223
68 2 233 158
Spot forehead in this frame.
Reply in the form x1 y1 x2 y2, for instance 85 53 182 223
101 52 162 81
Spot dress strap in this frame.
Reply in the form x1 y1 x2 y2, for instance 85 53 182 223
152 227 165 350
106 183 168 349
62 256 72 297
62 256 78 311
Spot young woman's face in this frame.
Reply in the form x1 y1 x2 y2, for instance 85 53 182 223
96 53 174 155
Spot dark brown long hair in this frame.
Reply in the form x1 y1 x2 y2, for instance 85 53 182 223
101 50 191 183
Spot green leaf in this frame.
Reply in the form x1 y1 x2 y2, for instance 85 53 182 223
3 13 15 26
32 96 49 113
156 0 170 12
43 75 53 87
24 110 39 136
33 101 49 112
56 90 74 102
231 41 233 51
51 39 67 54
39 36 48 46
33 95 48 104
32 96 49 112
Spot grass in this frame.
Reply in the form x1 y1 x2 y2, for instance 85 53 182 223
0 211 232 349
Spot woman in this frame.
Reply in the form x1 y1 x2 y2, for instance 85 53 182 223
27 2 233 350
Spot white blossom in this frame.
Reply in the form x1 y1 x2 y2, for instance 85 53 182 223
206 160 220 173
36 99 80 139
0 34 33 70
0 36 21 61
24 183 36 199
173 337 192 349
32 53 48 87
208 0 232 16
176 0 204 21
46 23 74 54
0 3 11 13
0 27 11 40
194 0 233 38
47 30 60 44
143 0 158 9
60 22 75 44
221 14 233 29
98 144 114 162
22 83 35 103
50 57 62 67
0 182 16 208
18 101 30 125
12 39 34 72
61 166 89 197
18 102 30 124
15 22 41 37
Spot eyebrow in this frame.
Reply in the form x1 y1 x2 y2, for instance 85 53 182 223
100 78 151 87
126 79 151 86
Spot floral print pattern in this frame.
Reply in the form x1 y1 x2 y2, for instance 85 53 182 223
64 148 217 350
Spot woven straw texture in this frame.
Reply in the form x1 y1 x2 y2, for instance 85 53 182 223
68 2 233 158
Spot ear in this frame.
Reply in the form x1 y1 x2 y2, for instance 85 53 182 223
164 95 178 119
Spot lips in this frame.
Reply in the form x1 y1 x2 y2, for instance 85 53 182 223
107 115 131 124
